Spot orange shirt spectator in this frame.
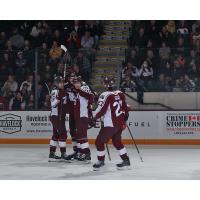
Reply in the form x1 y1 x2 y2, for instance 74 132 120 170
49 41 62 59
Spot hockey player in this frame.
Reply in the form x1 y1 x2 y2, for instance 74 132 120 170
48 76 70 162
92 78 130 170
71 76 94 162
64 72 80 160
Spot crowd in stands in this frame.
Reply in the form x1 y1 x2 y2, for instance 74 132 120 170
121 20 200 93
0 20 103 110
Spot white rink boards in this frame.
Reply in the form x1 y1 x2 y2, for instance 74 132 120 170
1 111 200 142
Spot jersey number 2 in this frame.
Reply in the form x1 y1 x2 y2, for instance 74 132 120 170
113 101 123 117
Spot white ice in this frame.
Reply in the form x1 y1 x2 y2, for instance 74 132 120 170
0 144 200 180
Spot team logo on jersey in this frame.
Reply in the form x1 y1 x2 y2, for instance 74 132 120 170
0 114 22 134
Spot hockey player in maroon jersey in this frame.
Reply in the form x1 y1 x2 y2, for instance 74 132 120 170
71 76 94 162
48 76 70 162
92 77 131 170
64 72 80 160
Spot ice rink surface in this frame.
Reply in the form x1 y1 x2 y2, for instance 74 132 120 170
0 144 200 180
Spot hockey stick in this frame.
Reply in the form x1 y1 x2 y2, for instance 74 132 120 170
127 125 143 162
105 143 111 161
44 82 51 95
61 44 73 81
60 44 68 80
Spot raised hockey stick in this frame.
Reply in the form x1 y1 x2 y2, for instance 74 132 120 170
44 82 51 95
60 44 68 80
127 125 143 162
61 44 73 80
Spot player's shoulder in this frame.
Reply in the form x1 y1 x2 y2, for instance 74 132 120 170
113 90 123 94
113 90 125 97
51 87 59 96
80 83 90 93
99 91 113 101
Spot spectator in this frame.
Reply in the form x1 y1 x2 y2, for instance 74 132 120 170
66 31 81 55
49 41 62 62
85 20 101 47
73 64 80 76
177 21 189 36
71 20 84 37
0 32 7 50
23 40 31 51
187 49 199 69
126 49 138 66
81 31 94 48
138 60 153 89
175 37 186 56
15 51 27 81
26 94 35 110
193 39 200 55
20 75 34 93
15 51 27 68
156 74 172 92
1 53 13 72
174 76 185 92
9 91 26 111
122 62 139 79
9 28 24 49
138 61 153 79
52 30 63 44
158 26 174 47
146 20 159 45
0 64 10 86
1 75 18 97
30 23 41 38
38 42 49 67
121 76 136 92
172 60 185 81
73 50 91 81
183 74 196 91
41 65 53 81
159 61 173 78
20 83 29 102
165 20 176 35
187 63 199 85
41 94 50 110
56 63 64 77
176 54 186 68
134 27 147 48
5 40 14 58
159 42 171 60
37 83 46 109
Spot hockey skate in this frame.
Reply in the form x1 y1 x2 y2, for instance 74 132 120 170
78 153 91 163
116 158 131 170
93 160 105 171
48 152 61 162
65 151 80 161
60 153 72 162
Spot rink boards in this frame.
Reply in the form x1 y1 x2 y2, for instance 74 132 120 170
1 111 200 144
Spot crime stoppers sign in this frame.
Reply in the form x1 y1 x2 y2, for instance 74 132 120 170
163 111 200 138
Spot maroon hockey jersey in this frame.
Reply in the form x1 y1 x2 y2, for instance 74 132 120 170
50 87 67 118
94 90 129 128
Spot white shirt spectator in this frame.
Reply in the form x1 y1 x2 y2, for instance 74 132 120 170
138 63 153 78
1 76 18 97
30 26 40 37
20 81 32 92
